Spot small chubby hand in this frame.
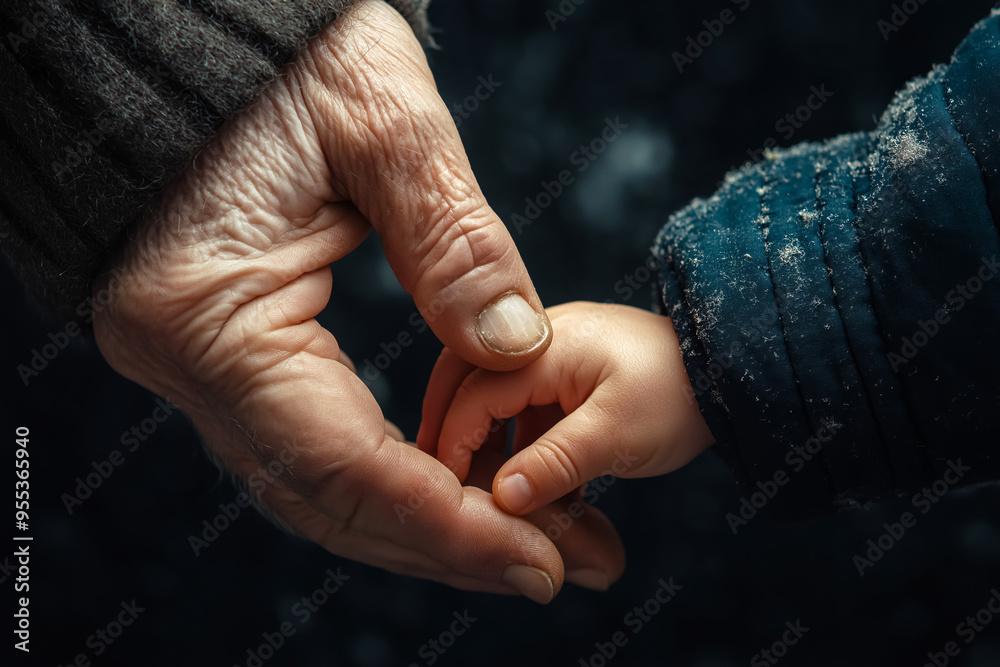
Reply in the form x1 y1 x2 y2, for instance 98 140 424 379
418 302 716 516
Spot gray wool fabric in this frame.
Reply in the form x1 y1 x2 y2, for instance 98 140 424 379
0 0 431 323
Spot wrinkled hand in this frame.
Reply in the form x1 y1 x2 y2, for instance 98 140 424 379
93 1 625 601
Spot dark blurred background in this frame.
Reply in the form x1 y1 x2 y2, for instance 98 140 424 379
4 1 1000 665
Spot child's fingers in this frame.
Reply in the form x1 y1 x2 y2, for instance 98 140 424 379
417 347 476 457
493 388 643 515
513 404 590 501
436 363 561 482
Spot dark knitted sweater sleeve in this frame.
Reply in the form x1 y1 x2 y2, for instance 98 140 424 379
653 10 1000 517
0 0 431 322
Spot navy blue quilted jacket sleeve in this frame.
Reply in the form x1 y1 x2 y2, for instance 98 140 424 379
653 10 1000 517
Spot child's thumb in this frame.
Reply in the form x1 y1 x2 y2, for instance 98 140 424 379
491 399 647 515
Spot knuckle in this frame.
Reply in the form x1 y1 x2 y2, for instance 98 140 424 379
527 439 584 492
415 208 511 296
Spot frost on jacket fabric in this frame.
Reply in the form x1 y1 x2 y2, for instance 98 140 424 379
0 0 431 323
654 10 1000 517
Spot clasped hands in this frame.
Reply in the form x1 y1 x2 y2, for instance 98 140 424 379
93 1 712 603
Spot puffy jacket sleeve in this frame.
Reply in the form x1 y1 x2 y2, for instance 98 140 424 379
0 0 432 322
653 10 1000 517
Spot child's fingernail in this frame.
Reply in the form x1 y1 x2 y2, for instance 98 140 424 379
477 293 548 355
502 565 554 604
497 473 533 513
566 569 610 591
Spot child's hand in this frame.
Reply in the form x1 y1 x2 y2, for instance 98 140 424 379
417 302 715 515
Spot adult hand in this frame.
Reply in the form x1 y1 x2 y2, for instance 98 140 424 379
93 0 625 601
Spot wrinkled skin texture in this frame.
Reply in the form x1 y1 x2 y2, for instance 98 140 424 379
93 1 624 601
